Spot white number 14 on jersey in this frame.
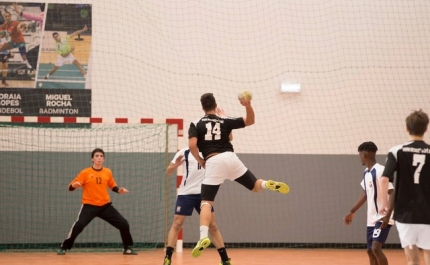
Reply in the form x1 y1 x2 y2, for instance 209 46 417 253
205 122 221 140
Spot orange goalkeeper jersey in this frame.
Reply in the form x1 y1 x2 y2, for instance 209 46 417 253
69 167 117 206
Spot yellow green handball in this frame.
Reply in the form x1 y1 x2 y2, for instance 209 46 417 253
237 90 253 101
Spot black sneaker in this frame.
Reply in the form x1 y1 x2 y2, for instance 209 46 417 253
57 249 66 255
123 247 138 255
43 76 48 80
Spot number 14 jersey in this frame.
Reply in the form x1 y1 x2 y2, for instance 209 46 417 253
188 114 245 160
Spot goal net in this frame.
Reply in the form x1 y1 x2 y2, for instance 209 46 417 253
0 123 179 251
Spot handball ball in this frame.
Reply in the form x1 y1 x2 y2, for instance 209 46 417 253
238 90 252 101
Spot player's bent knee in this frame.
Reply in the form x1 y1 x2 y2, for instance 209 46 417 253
171 222 183 231
172 218 185 230
234 170 258 191
116 220 130 230
371 241 383 252
200 201 213 210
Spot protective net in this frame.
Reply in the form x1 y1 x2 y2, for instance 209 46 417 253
1 0 429 252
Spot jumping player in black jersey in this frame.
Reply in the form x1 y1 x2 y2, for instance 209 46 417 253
188 93 290 261
379 109 430 265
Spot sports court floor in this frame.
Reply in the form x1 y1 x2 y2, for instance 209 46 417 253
0 248 419 265
36 63 87 89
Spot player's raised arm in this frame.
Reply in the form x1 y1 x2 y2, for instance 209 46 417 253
12 3 23 16
242 102 255 127
238 92 255 126
69 25 88 38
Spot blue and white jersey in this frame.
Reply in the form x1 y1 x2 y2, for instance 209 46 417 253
172 147 204 195
360 163 394 226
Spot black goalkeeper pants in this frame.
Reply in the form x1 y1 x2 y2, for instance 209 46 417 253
61 202 134 250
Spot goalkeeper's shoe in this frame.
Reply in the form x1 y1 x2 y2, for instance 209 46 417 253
219 258 232 265
163 257 172 265
57 249 66 255
265 180 290 194
123 247 138 255
191 236 211 258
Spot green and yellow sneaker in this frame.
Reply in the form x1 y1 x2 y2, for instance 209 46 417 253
191 237 211 258
265 180 290 194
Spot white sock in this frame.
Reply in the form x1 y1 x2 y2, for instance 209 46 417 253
199 225 209 239
261 181 268 189
23 59 32 68
47 74 50 78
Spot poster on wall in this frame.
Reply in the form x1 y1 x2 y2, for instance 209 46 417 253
0 2 92 117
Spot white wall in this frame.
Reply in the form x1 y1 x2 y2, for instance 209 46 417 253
21 0 430 154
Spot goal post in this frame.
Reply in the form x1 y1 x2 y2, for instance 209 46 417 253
0 117 183 252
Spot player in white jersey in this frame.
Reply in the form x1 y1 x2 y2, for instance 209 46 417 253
44 25 88 80
379 110 430 265
344 142 394 265
163 147 231 265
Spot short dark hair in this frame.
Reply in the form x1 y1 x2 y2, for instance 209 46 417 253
406 109 429 136
200 93 216 112
52 32 59 37
91 148 105 158
358 141 378 153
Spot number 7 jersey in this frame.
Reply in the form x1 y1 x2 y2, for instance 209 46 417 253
383 140 430 224
188 114 245 160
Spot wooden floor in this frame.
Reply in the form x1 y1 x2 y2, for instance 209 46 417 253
0 79 35 88
0 248 422 265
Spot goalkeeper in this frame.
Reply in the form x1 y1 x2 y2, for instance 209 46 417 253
57 148 138 255
44 25 88 80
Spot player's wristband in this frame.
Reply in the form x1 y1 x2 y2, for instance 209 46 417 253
112 186 119 193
